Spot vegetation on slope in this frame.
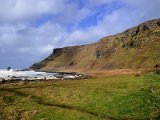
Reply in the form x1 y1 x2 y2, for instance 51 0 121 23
31 19 160 72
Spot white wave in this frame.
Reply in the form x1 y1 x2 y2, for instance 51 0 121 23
0 69 55 79
0 69 80 81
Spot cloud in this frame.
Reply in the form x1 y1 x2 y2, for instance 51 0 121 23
63 8 141 46
0 22 66 68
0 0 159 69
0 0 64 23
52 3 91 25
63 0 160 46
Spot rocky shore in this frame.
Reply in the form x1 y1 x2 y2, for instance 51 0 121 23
0 70 89 84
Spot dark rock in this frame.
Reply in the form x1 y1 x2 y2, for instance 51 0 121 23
1 79 6 84
124 19 160 36
7 67 11 71
96 49 102 59
157 21 160 26
95 48 115 59
155 64 160 74
135 74 140 77
69 61 77 66
30 63 46 70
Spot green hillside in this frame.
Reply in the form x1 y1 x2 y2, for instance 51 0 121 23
31 19 160 72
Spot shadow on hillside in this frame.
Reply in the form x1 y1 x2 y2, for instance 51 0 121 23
0 88 116 120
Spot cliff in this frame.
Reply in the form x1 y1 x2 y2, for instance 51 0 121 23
31 19 160 72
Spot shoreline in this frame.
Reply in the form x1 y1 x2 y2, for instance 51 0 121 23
0 70 90 84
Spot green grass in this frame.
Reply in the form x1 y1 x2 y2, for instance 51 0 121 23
0 73 160 120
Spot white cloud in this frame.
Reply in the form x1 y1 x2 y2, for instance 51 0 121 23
38 45 54 55
0 21 67 68
0 0 64 23
0 0 159 68
63 8 141 46
52 3 91 25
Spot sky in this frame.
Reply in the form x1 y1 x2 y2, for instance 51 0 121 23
0 0 160 69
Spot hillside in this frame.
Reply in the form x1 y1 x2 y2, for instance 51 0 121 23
31 19 160 72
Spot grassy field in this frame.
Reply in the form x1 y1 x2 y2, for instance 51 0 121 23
0 73 160 120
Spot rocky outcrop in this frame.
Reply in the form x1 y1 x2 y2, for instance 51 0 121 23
31 19 160 72
124 19 160 36
31 46 80 70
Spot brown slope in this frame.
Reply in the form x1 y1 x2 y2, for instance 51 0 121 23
31 19 160 72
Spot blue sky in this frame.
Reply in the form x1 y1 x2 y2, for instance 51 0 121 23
0 0 160 69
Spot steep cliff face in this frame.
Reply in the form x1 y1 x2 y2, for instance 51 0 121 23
31 19 160 72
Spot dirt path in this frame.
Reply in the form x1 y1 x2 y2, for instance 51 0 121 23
57 69 144 78
86 69 143 78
